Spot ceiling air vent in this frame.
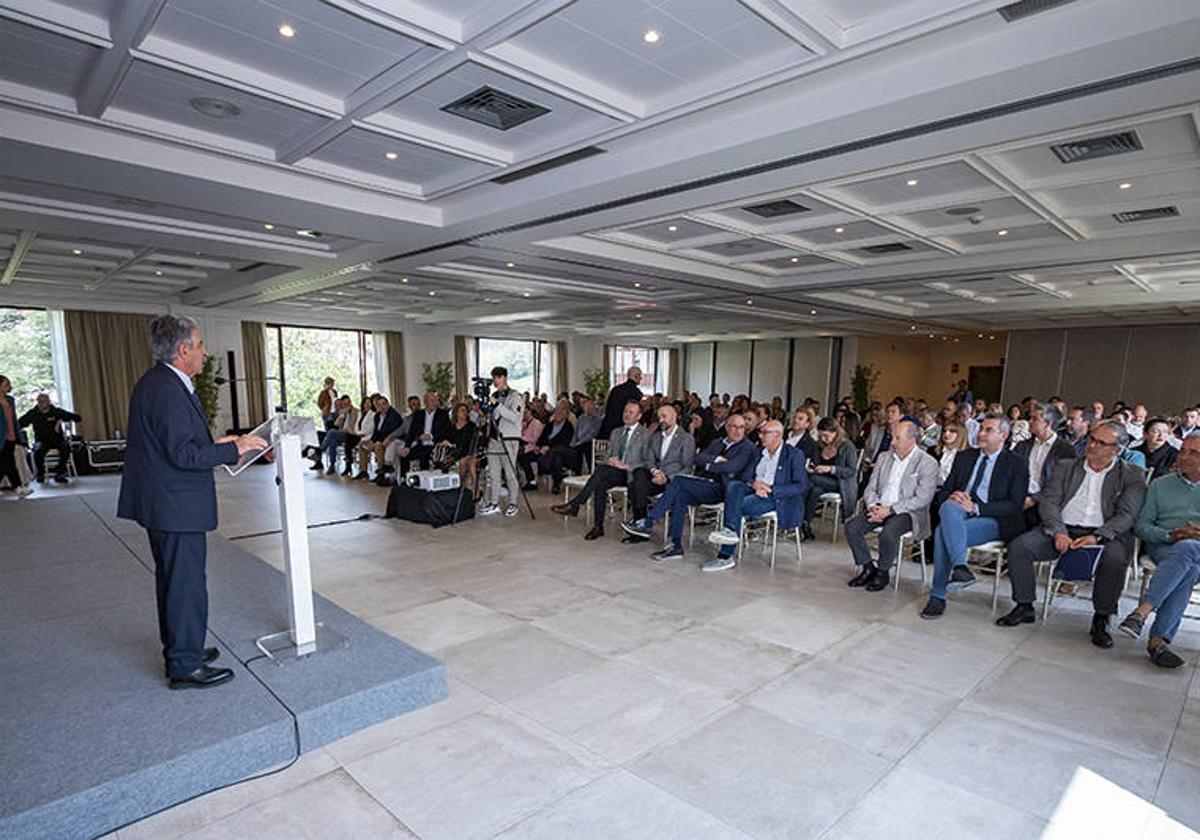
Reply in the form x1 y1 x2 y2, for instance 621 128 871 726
442 86 550 131
491 147 605 184
998 0 1075 22
742 199 809 218
1050 130 1142 164
1113 206 1180 224
861 243 913 255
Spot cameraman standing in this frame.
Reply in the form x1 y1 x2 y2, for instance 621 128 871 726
480 366 525 517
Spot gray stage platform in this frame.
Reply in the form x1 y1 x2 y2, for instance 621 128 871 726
0 494 447 840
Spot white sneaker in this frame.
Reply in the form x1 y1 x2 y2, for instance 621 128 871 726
16 485 34 497
504 503 519 517
707 527 740 546
703 555 736 572
479 503 501 516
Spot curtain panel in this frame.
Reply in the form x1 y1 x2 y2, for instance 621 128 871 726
555 341 569 397
453 335 469 398
602 343 611 387
385 331 405 404
64 310 154 440
240 321 269 427
668 347 681 398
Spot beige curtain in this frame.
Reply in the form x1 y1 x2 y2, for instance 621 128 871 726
240 321 269 427
65 310 153 440
454 335 469 398
555 341 569 396
602 343 611 388
385 331 405 403
668 348 681 397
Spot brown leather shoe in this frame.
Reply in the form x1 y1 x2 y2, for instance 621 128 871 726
583 526 604 540
552 503 580 517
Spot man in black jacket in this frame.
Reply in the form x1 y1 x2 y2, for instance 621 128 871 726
393 391 451 478
18 392 81 483
600 367 643 440
360 395 403 480
922 414 1029 619
534 404 576 493
1011 405 1075 527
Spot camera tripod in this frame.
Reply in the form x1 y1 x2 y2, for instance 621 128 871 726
450 408 537 525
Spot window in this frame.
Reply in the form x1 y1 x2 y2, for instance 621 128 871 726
263 324 379 422
0 307 58 404
476 338 535 396
612 345 658 394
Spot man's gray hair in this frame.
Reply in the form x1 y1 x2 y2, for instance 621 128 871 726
149 314 199 363
1095 419 1130 449
897 420 922 441
982 412 1011 435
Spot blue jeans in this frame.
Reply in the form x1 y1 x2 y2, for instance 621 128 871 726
931 500 1000 599
319 430 348 462
647 475 723 548
719 481 777 557
1144 540 1200 642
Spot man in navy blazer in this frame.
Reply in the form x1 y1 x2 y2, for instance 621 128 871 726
621 412 755 561
118 315 266 689
705 420 809 572
922 413 1029 619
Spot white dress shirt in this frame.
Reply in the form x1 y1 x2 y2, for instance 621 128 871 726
938 449 957 485
1060 459 1116 528
754 446 781 486
880 447 916 508
165 362 195 394
659 427 677 461
1026 436 1056 495
423 411 435 438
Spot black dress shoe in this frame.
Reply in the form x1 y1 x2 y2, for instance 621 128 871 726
583 526 604 541
54 475 69 484
848 563 877 587
1090 614 1114 649
800 523 816 542
621 534 648 544
865 568 891 592
996 604 1036 627
551 503 580 517
168 665 234 690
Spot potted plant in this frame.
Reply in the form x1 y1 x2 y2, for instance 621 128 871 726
583 366 609 402
193 355 222 428
851 363 879 412
421 361 454 400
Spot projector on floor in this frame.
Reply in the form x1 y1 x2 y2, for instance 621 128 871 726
405 470 460 492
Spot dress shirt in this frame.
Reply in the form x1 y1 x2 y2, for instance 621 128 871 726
964 418 980 447
786 431 806 448
1027 436 1056 495
879 447 916 508
616 425 638 460
1060 459 1116 528
938 449 957 485
659 427 677 461
754 446 781 486
423 411 434 439
966 450 998 504
165 362 195 394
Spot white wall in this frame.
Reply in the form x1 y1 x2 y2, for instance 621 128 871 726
401 324 456 400
684 337 835 407
686 342 713 395
750 339 789 403
714 341 752 397
791 338 834 407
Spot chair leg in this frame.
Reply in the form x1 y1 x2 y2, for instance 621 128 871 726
894 538 904 592
737 520 746 561
793 527 803 569
991 554 1002 615
831 504 840 543
769 519 778 570
688 508 695 546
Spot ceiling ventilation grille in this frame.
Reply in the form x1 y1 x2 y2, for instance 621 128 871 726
491 147 605 184
1050 130 1142 163
442 86 550 131
861 243 913 255
1113 206 1180 223
742 199 810 218
998 0 1075 22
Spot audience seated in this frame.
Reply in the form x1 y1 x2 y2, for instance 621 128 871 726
696 404 729 450
922 414 1029 619
310 395 357 474
845 421 939 591
533 404 576 494
386 392 450 484
802 418 860 541
1012 405 1076 526
997 420 1145 639
359 395 402 481
516 406 545 490
18 392 82 484
1132 418 1177 477
622 405 696 545
1175 406 1199 441
1063 406 1090 457
785 407 818 461
0 374 33 497
1117 435 1200 668
957 402 980 447
705 420 808 573
569 397 603 471
933 420 969 486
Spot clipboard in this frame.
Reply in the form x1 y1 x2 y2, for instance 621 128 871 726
222 414 319 477
1051 544 1105 581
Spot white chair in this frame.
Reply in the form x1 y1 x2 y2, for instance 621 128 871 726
561 438 626 524
688 502 724 545
737 511 802 570
863 529 927 591
814 493 843 542
965 541 1008 614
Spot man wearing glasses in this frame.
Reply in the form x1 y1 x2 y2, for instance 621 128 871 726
996 420 1146 647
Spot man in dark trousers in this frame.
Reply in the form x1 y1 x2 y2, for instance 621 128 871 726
118 315 266 689
599 366 643 440
18 392 82 483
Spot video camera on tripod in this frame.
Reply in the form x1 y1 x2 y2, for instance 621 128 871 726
471 376 493 409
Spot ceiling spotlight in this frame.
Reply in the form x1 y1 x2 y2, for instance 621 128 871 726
1118 182 1132 189
928 333 935 338
278 23 296 38
263 223 274 230
977 333 984 338
997 229 1009 237
428 291 436 296
154 270 162 276
790 257 800 263
635 313 642 319
834 226 845 234
910 325 916 330
643 29 660 44
667 225 677 232
633 282 642 288
189 96 241 118
506 261 515 268
906 178 919 187
385 151 398 160
71 248 82 255
810 309 817 315
296 229 320 238
522 292 531 297
400 277 408 283
745 298 754 305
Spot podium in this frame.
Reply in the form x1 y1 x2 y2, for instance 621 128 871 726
231 413 347 663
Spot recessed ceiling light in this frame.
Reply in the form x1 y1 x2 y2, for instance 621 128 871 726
910 325 917 330
906 178 919 187
810 309 817 315
154 270 162 276
296 229 320 238
643 29 660 44
997 229 1009 236
790 257 800 263
745 298 753 305
1118 181 1132 189
522 292 531 297
263 223 274 230
834 226 845 234
506 262 515 268
71 248 82 255
667 225 677 232
278 23 296 38
428 291 436 296
189 96 241 119
400 277 408 283
977 333 984 338
633 282 642 288
385 151 398 160
635 313 642 319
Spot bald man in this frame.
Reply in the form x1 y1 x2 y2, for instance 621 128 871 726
623 404 696 544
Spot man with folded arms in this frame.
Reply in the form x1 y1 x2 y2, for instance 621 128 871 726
996 420 1145 643
622 413 755 561
845 420 939 592
1117 435 1200 668
704 420 808 572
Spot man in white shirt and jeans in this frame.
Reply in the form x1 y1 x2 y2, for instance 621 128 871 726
997 420 1146 644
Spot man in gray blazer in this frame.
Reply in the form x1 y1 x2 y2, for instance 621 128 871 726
845 421 940 591
625 404 696 544
997 420 1146 645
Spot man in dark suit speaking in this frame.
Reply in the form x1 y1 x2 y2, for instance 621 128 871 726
118 315 266 689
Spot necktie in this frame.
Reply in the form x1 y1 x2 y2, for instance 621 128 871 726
618 427 631 460
2 398 14 442
968 454 990 500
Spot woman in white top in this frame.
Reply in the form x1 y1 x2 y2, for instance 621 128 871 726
933 420 969 485
350 394 377 478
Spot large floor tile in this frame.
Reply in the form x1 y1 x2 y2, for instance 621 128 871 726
318 573 446 620
533 594 693 656
965 656 1184 758
901 710 1164 819
367 595 520 651
344 707 605 840
436 625 604 701
494 769 752 839
822 767 1045 840
711 596 872 655
623 576 767 623
506 659 732 764
631 706 889 839
746 660 957 760
1168 696 1200 768
1155 759 1200 833
1039 765 1165 840
450 571 607 621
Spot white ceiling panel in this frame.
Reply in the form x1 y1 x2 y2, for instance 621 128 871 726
830 160 1001 207
301 127 495 189
946 223 1071 249
894 196 1038 230
0 18 102 98
621 218 729 242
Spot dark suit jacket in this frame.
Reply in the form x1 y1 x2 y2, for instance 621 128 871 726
536 418 574 449
117 363 238 532
935 447 1030 542
1038 457 1146 543
734 443 810 531
694 437 756 490
1011 436 1075 496
372 407 403 442
404 408 451 447
600 379 643 439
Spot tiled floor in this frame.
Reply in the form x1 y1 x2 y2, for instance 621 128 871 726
21 468 1200 839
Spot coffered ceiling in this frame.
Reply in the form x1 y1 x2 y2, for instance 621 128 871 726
1 0 1199 341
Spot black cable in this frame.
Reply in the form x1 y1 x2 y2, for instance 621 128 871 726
226 511 381 541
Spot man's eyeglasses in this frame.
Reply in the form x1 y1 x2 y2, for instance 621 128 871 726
1087 435 1119 448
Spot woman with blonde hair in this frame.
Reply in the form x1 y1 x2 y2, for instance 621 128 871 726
934 420 969 486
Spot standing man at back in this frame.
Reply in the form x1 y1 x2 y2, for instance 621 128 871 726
600 367 643 440
118 315 266 689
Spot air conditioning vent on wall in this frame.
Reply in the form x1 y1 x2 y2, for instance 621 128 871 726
998 0 1075 23
742 199 810 218
1113 206 1180 223
442 86 550 131
1050 130 1142 163
861 243 913 255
